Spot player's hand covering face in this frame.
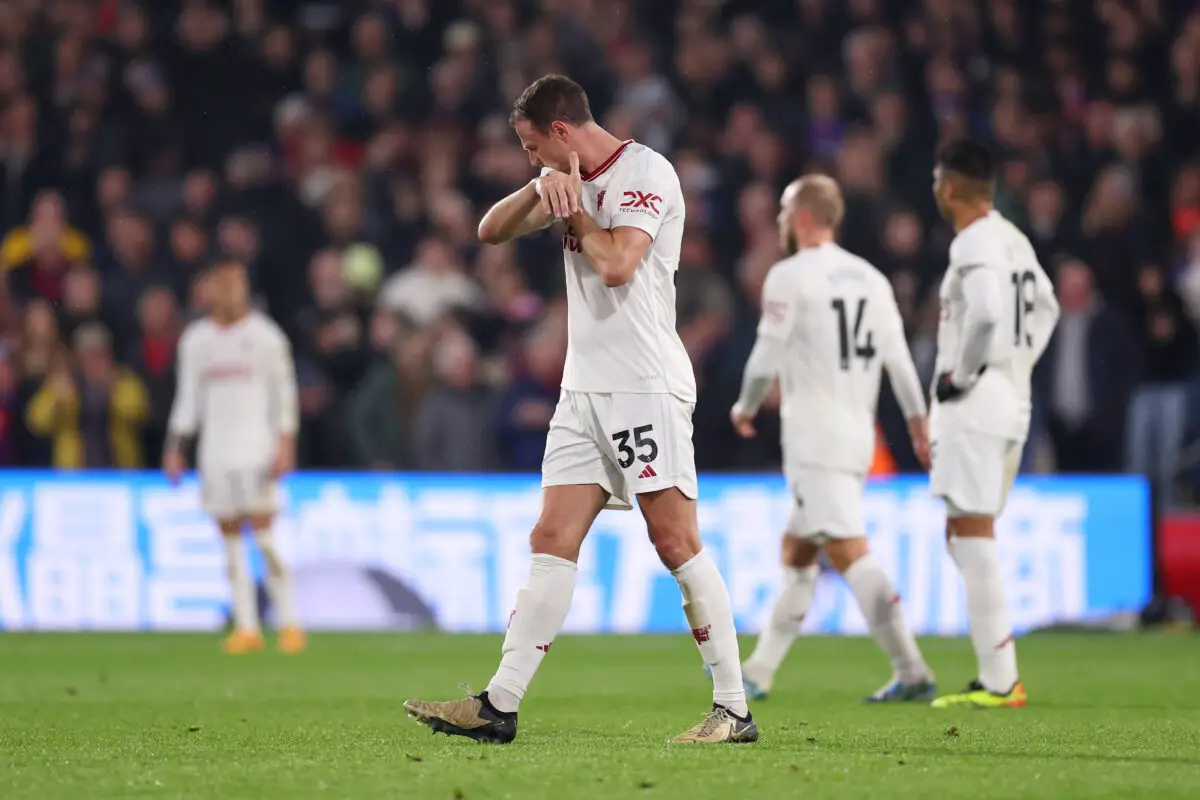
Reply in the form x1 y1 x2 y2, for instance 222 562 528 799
538 151 582 219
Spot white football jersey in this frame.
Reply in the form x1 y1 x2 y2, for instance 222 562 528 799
758 242 923 473
555 141 695 400
167 311 299 471
933 210 1057 439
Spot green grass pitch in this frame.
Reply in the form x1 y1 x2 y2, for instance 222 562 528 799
2 633 1199 799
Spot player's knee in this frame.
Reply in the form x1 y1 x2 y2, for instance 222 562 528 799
780 535 820 569
529 521 585 561
823 537 869 573
646 526 699 571
218 519 242 537
247 513 274 531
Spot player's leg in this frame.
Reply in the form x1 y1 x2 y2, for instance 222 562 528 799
485 483 606 711
404 391 608 743
403 484 605 744
248 505 304 654
823 537 935 702
639 487 757 743
204 471 263 653
740 533 820 699
219 518 264 653
616 393 755 742
930 432 1026 708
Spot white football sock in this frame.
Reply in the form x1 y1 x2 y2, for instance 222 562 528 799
223 535 259 633
949 536 1019 693
743 564 819 692
672 549 748 717
843 554 931 685
486 553 577 713
254 529 298 629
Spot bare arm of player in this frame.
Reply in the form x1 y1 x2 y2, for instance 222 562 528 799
270 334 300 478
570 211 653 287
731 265 793 437
951 266 1002 386
477 180 556 244
879 286 930 467
731 337 784 438
164 333 199 485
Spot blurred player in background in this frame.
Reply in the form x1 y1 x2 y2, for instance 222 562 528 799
164 258 304 655
404 75 757 744
729 175 936 703
927 140 1059 708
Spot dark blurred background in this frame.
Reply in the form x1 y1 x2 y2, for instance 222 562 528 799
1 0 1198 510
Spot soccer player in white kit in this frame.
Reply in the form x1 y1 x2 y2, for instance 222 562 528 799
926 140 1059 709
404 75 757 744
164 258 305 655
728 175 936 703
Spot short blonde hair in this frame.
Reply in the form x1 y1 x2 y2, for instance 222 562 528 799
788 174 845 229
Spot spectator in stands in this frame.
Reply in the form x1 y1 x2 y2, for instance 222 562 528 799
496 324 565 471
295 248 371 390
676 231 734 376
100 209 157 353
165 218 210 302
470 243 542 352
0 93 53 235
348 327 418 472
294 249 368 466
0 346 16 466
127 286 181 469
58 264 103 343
414 332 496 472
1037 259 1140 472
25 323 148 470
0 0 1194 483
379 236 482 327
1025 178 1080 265
1126 264 1200 502
12 299 60 467
2 190 92 304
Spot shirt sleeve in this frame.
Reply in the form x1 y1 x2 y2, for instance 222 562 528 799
954 267 1003 380
167 328 200 438
878 282 927 419
756 263 798 342
269 327 299 436
608 157 677 241
734 264 793 416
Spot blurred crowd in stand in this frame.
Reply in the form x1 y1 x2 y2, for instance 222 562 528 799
1 0 1199 508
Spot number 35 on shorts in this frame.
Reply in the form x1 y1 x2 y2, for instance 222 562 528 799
611 425 658 469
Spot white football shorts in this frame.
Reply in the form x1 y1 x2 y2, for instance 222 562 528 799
930 427 1023 518
542 390 699 510
201 465 279 521
783 466 866 542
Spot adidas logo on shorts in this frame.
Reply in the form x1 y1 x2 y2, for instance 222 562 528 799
638 465 657 479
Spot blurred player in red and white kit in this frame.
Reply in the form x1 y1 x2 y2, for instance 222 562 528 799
164 258 304 655
729 175 936 704
927 140 1058 709
404 75 757 744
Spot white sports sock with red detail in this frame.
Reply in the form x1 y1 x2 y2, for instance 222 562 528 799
742 564 818 692
672 549 748 717
486 553 577 713
843 554 930 684
949 536 1019 693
